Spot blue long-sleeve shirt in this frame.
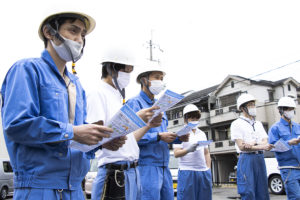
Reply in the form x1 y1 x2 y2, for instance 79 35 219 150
126 91 179 167
268 118 300 167
1 50 90 190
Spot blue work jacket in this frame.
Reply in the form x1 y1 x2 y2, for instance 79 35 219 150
126 91 179 167
1 50 89 190
268 118 300 167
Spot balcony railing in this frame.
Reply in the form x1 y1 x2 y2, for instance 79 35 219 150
209 139 236 154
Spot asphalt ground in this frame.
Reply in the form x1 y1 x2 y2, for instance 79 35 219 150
210 185 286 200
6 186 286 200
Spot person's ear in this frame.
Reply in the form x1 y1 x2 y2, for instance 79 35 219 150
141 77 148 86
42 25 54 40
111 69 118 77
240 107 245 113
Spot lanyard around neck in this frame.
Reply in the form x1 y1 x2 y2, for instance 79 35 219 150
239 117 256 132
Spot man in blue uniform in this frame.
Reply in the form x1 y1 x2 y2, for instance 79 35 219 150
126 62 188 200
231 93 273 200
1 11 114 200
269 96 300 200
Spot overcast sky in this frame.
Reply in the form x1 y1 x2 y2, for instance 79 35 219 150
1 0 300 99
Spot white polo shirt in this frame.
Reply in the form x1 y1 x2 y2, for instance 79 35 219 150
230 115 268 153
86 81 139 167
174 128 209 171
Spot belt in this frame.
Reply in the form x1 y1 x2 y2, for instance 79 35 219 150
105 161 138 171
278 166 300 170
240 151 263 155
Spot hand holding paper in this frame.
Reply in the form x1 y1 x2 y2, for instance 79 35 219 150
148 113 163 128
186 143 198 153
102 136 127 151
70 104 146 152
159 132 177 143
288 137 300 146
271 138 292 152
137 106 160 124
72 123 113 145
150 90 184 122
176 122 199 136
179 134 190 142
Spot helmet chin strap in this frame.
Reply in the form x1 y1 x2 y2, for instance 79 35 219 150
107 64 126 104
279 107 291 121
279 107 284 116
46 22 85 74
242 106 255 120
141 78 153 95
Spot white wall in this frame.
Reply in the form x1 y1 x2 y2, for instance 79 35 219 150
216 79 248 97
216 78 272 107
274 82 298 100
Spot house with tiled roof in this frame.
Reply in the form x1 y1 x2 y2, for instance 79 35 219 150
167 75 300 184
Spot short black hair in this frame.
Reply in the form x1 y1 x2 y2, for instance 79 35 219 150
240 100 255 111
278 106 292 116
184 111 201 123
101 62 126 79
42 17 78 48
137 72 151 88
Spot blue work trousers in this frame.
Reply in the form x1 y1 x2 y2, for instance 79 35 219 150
177 169 212 200
237 153 270 200
91 161 141 200
280 168 300 200
138 165 174 200
13 188 85 200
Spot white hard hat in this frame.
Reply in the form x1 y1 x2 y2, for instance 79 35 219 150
278 96 296 108
38 11 96 40
136 61 166 83
237 93 256 110
183 104 199 116
101 46 136 66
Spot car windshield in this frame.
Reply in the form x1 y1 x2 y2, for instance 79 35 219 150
90 159 98 172
169 154 179 169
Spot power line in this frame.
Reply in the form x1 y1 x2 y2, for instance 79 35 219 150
249 59 300 80
216 59 300 92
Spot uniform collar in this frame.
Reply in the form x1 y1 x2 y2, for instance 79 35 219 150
240 115 255 124
280 117 294 126
41 50 78 82
139 90 155 105
191 128 200 134
101 81 122 98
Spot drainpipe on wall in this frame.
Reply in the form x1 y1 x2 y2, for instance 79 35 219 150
281 85 285 97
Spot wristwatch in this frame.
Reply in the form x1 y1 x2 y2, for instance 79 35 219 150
157 133 161 141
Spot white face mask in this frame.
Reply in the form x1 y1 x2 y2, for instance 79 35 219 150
51 36 83 62
248 107 257 117
114 71 131 90
149 80 166 95
284 110 295 120
189 120 199 124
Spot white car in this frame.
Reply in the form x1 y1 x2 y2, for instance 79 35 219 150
84 159 98 199
229 151 285 195
264 151 285 195
169 151 179 195
0 159 14 200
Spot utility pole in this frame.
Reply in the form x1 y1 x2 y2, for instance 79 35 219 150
145 30 163 63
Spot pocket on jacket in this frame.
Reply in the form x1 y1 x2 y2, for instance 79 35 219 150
40 86 64 120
